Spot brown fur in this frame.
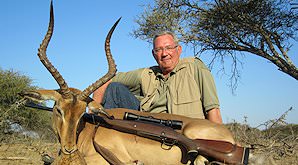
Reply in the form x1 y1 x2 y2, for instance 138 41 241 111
22 89 235 165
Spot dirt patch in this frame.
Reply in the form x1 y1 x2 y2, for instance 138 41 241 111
0 141 59 165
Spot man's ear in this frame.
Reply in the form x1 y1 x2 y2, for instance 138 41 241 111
152 49 158 61
177 45 182 55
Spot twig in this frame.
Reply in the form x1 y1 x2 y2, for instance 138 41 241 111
0 156 29 160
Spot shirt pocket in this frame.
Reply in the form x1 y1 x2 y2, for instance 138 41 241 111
173 74 201 105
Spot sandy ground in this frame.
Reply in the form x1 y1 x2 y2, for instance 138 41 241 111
0 141 59 165
0 141 297 165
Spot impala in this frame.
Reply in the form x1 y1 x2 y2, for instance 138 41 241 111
20 2 247 165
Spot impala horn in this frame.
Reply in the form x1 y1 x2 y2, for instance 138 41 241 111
38 1 72 99
78 18 120 101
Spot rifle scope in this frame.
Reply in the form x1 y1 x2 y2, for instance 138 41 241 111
123 112 183 130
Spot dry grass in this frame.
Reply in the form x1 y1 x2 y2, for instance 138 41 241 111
226 107 298 165
0 140 59 165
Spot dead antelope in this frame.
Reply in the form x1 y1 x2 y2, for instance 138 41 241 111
20 2 249 165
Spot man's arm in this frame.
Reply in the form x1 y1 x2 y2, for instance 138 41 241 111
193 58 222 124
206 108 222 124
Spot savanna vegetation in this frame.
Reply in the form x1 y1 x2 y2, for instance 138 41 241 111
0 68 54 142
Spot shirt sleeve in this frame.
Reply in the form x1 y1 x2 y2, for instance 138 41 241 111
194 58 220 112
112 68 144 95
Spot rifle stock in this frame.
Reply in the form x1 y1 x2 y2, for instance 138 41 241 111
193 139 249 164
83 113 249 164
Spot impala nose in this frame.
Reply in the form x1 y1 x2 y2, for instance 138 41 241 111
63 145 77 154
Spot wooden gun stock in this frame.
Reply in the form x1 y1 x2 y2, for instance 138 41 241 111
83 113 249 164
193 139 249 165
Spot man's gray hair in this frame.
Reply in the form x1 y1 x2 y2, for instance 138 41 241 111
152 31 179 47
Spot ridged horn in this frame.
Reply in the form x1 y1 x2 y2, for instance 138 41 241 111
38 1 72 99
78 18 121 101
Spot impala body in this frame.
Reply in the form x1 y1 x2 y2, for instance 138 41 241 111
21 2 237 165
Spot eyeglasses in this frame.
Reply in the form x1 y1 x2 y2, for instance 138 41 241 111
153 45 178 54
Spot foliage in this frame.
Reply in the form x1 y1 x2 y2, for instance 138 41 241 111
226 107 298 164
133 0 298 91
0 69 35 106
0 68 54 142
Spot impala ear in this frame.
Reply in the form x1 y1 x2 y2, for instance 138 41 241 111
87 100 104 113
19 89 62 103
87 100 112 118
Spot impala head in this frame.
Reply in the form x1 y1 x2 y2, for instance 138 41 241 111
20 1 119 155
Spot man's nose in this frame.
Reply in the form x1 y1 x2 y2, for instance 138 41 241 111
161 49 167 56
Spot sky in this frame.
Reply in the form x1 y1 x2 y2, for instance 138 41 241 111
1 0 297 127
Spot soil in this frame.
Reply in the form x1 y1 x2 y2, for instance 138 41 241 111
0 141 59 165
0 140 297 165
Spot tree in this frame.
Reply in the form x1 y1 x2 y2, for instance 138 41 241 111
0 68 53 141
291 2 298 9
132 0 298 91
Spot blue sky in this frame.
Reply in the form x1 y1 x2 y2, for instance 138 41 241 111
1 0 297 127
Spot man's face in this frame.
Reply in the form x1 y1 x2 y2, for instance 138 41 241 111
152 34 182 75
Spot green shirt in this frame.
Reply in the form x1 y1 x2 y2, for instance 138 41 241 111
112 57 219 119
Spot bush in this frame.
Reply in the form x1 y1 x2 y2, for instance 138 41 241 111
226 108 298 165
0 69 55 142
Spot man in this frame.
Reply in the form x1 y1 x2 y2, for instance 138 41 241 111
93 31 222 124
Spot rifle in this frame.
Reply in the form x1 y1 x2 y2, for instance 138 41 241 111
83 113 249 165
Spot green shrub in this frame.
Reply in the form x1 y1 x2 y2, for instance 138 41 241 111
0 68 55 142
0 69 35 106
